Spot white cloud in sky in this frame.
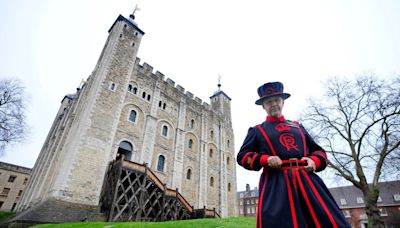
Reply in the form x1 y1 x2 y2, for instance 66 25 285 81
0 0 399 191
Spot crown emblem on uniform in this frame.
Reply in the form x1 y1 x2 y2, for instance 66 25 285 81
275 123 291 132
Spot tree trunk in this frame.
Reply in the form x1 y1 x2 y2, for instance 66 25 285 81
364 191 384 228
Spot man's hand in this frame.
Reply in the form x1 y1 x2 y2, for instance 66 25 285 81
268 156 283 168
301 157 316 172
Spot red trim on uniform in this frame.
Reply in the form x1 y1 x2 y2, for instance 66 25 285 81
241 152 253 166
284 170 298 228
257 170 269 228
266 115 285 122
297 127 307 157
309 156 321 170
311 151 328 166
250 154 259 170
292 170 299 198
260 155 270 166
296 172 321 228
257 125 277 156
301 170 338 228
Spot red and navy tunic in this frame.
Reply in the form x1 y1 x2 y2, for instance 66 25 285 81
237 116 350 228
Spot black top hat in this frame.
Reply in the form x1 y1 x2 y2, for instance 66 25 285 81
255 82 291 105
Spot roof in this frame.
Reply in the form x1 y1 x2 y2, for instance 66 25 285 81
108 15 145 35
329 180 400 208
210 90 232 100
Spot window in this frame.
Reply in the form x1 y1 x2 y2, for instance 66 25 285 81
228 183 231 192
190 119 194 129
132 42 135 47
128 84 133 92
227 156 230 165
23 178 28 185
1 188 10 196
210 130 214 139
247 207 251 214
251 199 254 204
117 141 133 160
210 177 214 187
377 196 382 202
159 101 162 107
11 203 16 211
129 110 137 123
188 139 193 149
227 140 230 148
251 207 256 214
147 94 151 101
239 208 243 215
357 197 364 204
8 175 17 183
394 194 400 201
340 198 347 205
187 169 192 180
0 201 3 209
157 155 165 172
109 82 116 91
239 201 243 205
162 125 168 137
379 208 388 216
240 193 244 198
251 192 255 197
209 149 213 158
133 87 138 94
142 92 146 99
163 103 166 110
18 190 23 197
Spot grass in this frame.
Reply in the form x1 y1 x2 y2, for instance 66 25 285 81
0 211 15 222
33 217 255 228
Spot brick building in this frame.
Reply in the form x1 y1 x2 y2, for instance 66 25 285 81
330 180 400 228
0 162 31 211
237 184 259 217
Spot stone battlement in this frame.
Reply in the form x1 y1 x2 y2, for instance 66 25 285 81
135 57 218 111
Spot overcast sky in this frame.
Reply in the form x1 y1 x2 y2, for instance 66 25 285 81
1 0 399 191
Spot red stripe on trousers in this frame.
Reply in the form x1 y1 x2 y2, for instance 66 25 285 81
257 125 277 156
257 170 268 228
296 171 321 228
302 170 338 228
284 170 298 228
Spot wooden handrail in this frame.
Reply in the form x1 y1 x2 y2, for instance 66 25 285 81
121 160 194 213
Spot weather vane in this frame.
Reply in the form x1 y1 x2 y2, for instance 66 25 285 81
130 4 141 20
218 74 222 91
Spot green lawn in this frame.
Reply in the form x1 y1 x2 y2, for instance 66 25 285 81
33 217 255 228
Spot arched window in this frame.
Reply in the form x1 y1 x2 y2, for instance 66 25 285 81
227 140 230 148
210 177 214 187
162 125 168 137
116 141 133 160
129 110 137 122
159 101 162 107
228 183 231 192
110 83 116 91
227 156 230 165
163 103 166 110
209 149 213 158
188 139 193 149
187 169 192 180
210 130 214 139
157 155 165 172
128 84 133 92
190 119 195 129
147 94 151 101
142 92 146 99
133 87 138 94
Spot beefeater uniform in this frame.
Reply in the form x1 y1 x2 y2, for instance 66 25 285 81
237 82 350 228
237 116 350 228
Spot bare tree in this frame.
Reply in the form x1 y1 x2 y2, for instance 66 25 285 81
0 78 27 154
300 73 400 228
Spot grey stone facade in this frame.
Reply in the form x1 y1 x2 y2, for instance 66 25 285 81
15 13 237 222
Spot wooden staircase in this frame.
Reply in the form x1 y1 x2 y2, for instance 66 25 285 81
100 159 220 222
